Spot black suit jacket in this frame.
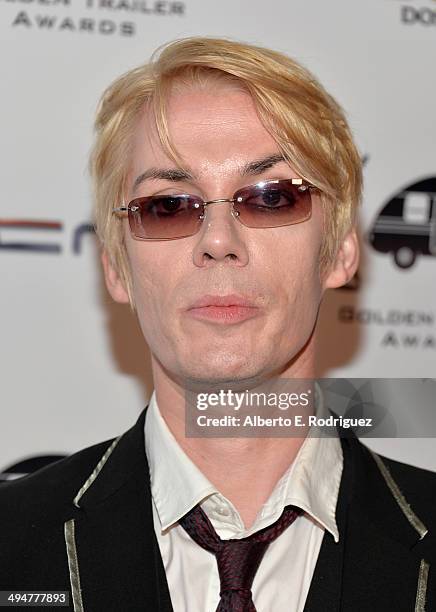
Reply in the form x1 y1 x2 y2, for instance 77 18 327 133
0 406 435 611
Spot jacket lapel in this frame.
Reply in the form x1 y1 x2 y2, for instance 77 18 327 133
64 407 174 612
304 430 433 611
302 428 351 612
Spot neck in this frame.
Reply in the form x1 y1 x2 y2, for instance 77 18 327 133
150 344 316 529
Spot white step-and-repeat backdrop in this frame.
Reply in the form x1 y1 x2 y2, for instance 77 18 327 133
1 0 435 476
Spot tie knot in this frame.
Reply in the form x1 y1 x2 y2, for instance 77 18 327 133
217 540 269 594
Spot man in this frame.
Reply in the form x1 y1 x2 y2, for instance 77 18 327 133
0 37 435 612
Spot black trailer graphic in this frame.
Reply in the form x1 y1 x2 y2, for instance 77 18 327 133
368 177 436 269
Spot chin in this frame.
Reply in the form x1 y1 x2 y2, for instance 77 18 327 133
178 356 268 390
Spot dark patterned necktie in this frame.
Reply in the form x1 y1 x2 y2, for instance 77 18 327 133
178 503 302 611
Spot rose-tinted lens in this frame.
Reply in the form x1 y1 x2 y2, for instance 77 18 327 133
128 195 203 239
233 180 312 228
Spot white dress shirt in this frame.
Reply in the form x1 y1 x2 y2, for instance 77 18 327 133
144 391 343 612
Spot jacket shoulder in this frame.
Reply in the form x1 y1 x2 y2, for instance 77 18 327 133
361 442 436 529
0 437 115 520
380 451 436 487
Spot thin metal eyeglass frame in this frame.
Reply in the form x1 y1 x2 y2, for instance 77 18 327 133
112 177 316 239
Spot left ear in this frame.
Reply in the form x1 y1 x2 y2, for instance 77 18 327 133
322 228 360 289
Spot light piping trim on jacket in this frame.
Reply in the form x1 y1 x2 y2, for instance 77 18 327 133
369 449 428 540
415 559 430 612
73 436 121 508
64 519 84 612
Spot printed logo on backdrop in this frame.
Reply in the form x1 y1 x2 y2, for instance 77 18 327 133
0 219 94 254
369 177 436 270
3 0 185 37
337 176 436 352
339 305 435 350
392 0 436 26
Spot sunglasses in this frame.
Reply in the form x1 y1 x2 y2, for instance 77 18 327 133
112 178 315 240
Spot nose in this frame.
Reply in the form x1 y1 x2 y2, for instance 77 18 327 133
192 200 249 268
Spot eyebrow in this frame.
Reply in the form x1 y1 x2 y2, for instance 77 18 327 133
132 153 286 193
132 167 193 192
242 153 286 175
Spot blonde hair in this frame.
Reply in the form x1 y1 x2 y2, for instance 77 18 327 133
89 37 362 304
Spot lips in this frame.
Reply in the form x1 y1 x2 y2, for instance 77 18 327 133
186 294 260 324
188 294 256 309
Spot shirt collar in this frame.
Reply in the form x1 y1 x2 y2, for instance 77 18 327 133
145 391 217 531
145 387 343 542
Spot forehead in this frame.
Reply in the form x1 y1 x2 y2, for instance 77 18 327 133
129 86 283 179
